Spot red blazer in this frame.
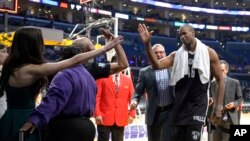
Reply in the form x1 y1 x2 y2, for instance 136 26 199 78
94 74 136 126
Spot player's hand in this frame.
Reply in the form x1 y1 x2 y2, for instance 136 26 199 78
99 28 114 40
138 23 154 45
212 108 223 125
103 36 123 51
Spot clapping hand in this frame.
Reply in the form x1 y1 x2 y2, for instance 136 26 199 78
99 28 114 40
98 28 123 51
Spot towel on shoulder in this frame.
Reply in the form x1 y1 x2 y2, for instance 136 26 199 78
170 38 210 86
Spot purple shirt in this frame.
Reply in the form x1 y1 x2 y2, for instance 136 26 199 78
28 65 97 127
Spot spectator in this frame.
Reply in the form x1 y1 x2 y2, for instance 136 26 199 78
211 60 243 141
130 44 173 141
94 55 136 141
0 26 122 141
21 46 100 141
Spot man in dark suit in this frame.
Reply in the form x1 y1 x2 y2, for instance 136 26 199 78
210 60 243 141
130 44 173 141
0 47 8 119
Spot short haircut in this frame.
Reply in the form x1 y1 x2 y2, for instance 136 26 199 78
152 44 165 51
180 24 195 32
72 37 91 51
219 60 229 70
60 45 83 60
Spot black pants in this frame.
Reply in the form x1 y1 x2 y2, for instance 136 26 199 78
147 105 173 141
97 124 124 141
46 117 95 141
170 124 204 141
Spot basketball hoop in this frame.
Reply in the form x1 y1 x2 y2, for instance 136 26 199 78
0 0 18 14
80 0 92 4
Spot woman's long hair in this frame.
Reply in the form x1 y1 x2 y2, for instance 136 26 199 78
0 27 47 97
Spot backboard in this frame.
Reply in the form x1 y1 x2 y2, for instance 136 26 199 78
0 0 18 14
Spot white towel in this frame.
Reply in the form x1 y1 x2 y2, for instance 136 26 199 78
169 38 210 86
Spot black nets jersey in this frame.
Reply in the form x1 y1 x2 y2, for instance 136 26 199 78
85 62 110 80
173 52 209 125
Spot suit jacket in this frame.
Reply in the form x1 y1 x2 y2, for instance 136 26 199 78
94 74 136 126
210 77 243 125
0 94 6 119
132 66 173 125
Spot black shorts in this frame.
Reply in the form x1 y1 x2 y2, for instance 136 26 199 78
170 124 204 141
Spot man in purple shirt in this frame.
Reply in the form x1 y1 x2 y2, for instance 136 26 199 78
73 28 129 80
20 28 128 141
20 46 98 141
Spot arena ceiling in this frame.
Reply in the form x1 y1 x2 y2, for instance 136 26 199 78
67 0 250 10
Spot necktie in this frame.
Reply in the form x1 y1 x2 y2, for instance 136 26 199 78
114 74 119 93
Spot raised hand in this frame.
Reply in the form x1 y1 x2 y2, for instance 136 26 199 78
99 28 114 40
103 36 123 51
20 122 36 134
138 23 154 44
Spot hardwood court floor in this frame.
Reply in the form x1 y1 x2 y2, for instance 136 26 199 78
92 112 250 141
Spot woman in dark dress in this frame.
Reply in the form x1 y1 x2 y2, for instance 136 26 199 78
0 26 123 141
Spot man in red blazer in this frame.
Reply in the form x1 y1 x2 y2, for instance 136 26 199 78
94 56 136 141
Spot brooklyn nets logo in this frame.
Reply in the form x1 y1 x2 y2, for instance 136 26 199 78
191 131 201 140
